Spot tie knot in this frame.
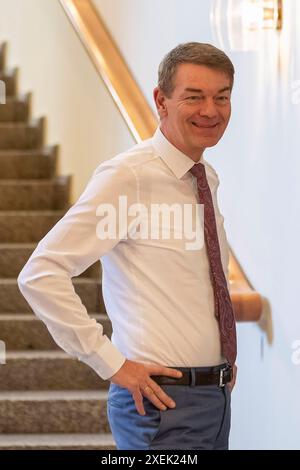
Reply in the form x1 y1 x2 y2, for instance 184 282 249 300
189 163 206 180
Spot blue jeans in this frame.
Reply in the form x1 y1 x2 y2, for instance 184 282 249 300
107 367 231 450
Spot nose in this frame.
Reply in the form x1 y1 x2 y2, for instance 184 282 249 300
198 98 218 119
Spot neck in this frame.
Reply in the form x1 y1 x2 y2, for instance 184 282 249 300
160 124 204 162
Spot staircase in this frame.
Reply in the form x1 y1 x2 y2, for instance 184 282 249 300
0 43 115 449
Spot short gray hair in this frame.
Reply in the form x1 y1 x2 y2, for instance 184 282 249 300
158 42 235 97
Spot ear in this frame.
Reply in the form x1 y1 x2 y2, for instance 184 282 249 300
153 87 168 119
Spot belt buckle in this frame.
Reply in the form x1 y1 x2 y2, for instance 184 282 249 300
219 366 228 387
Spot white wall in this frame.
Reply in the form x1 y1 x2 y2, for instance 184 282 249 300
0 0 134 201
94 0 300 449
94 0 213 110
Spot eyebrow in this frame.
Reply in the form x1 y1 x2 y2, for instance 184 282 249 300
183 87 231 94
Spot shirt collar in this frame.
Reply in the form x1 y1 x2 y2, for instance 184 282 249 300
151 126 204 179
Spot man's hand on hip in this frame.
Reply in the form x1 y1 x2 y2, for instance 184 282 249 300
109 359 183 416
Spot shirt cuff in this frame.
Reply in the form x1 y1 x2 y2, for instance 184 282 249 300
78 336 126 380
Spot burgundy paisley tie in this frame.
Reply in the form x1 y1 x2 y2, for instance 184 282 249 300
190 163 237 366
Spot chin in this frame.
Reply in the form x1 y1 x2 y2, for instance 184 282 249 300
205 140 220 148
196 137 220 148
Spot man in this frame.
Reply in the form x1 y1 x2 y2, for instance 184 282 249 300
18 42 237 450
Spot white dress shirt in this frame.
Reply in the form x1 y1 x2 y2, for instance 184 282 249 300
18 128 229 380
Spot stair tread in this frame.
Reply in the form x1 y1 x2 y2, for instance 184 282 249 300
0 278 100 284
1 93 28 102
0 147 53 156
0 242 37 248
0 210 65 216
0 433 115 446
0 119 40 128
0 178 61 184
4 348 107 359
0 390 108 400
0 312 105 320
5 351 76 359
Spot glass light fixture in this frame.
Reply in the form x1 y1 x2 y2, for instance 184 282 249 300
242 0 283 30
210 0 283 51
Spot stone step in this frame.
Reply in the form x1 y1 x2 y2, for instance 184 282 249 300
0 146 57 179
0 210 65 242
0 43 7 72
0 313 110 352
0 147 57 179
0 177 70 210
0 118 44 149
0 433 115 450
0 433 116 450
0 68 17 97
0 390 110 434
0 243 101 278
0 350 111 391
0 278 104 313
0 243 44 278
0 93 30 122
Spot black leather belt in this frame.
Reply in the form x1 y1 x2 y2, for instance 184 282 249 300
152 364 232 387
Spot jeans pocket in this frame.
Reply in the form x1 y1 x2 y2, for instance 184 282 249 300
144 399 166 447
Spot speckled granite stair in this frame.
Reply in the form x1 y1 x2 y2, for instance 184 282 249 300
0 210 65 242
0 41 113 449
0 391 110 434
0 278 104 313
0 94 30 122
0 118 44 150
0 350 111 391
0 433 116 450
0 243 100 278
0 147 56 179
0 313 110 351
0 177 70 210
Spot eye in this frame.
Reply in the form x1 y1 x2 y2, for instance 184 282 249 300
216 96 230 102
186 96 202 101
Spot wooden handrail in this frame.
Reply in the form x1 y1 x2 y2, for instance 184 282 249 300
59 0 263 322
59 0 157 142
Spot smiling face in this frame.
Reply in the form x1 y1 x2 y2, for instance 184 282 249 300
154 63 232 161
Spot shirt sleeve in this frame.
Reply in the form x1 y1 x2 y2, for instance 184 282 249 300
17 160 136 380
